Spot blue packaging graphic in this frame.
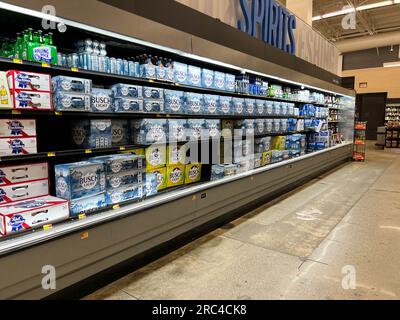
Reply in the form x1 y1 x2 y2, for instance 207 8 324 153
113 98 143 113
72 120 112 149
273 119 281 133
254 119 266 136
91 154 145 174
143 87 164 100
111 119 130 146
273 101 281 115
232 98 245 116
70 192 107 217
106 184 143 205
213 71 226 90
173 62 188 84
164 90 184 114
140 63 156 79
168 119 188 142
287 118 298 132
106 170 145 190
255 100 265 116
55 161 106 200
218 96 233 115
265 101 274 115
244 99 256 115
186 119 206 141
111 84 143 98
201 69 214 89
143 99 164 113
204 119 221 139
203 94 219 115
188 65 201 87
184 92 203 115
265 119 273 133
91 88 112 113
53 92 91 111
225 74 236 92
145 173 158 197
52 76 92 94
156 66 167 81
131 119 167 144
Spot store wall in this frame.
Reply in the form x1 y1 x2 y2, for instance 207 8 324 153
342 67 400 99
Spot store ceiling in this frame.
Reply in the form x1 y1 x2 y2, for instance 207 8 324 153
312 0 400 42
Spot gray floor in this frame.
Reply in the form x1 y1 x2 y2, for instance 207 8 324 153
84 144 400 300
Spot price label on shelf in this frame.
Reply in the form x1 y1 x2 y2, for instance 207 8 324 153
71 67 79 72
47 152 56 157
148 79 154 83
12 110 21 115
13 58 23 64
113 204 120 210
54 111 62 116
41 62 50 68
85 149 92 154
119 146 126 151
81 232 89 240
78 213 86 220
43 224 53 231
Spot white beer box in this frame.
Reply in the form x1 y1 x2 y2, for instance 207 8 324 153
10 90 52 110
0 162 48 186
0 179 49 204
0 195 69 236
0 137 37 156
7 70 51 92
0 119 36 138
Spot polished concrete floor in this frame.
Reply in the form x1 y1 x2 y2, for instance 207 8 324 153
85 145 400 300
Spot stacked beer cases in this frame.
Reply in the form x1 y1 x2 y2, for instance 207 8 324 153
0 162 69 236
0 119 37 156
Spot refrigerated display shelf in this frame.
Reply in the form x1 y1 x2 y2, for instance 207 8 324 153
0 57 330 107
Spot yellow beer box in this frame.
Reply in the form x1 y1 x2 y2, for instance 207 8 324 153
262 151 272 166
167 144 187 165
130 148 145 156
0 72 12 109
166 165 185 188
145 145 167 171
271 136 286 151
147 167 167 191
185 163 202 185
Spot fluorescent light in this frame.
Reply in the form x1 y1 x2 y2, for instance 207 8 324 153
383 62 400 68
357 0 393 10
312 15 322 21
321 7 355 19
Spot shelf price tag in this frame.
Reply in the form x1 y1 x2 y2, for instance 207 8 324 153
113 204 120 210
85 149 92 154
71 67 79 72
41 62 50 68
148 79 154 83
78 213 86 220
12 110 21 115
54 111 62 116
47 152 56 157
13 58 23 64
119 146 126 151
43 224 53 231
81 232 89 240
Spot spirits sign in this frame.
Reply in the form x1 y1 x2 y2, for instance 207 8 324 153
237 0 297 55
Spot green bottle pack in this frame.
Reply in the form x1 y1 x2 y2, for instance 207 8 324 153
23 29 58 64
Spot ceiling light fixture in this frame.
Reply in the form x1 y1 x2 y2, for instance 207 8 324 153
383 62 400 68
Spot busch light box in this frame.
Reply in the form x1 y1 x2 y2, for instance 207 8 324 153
225 74 236 92
0 119 36 138
255 100 265 116
91 88 112 113
11 90 52 110
204 119 221 139
167 144 187 165
201 69 214 89
173 62 188 85
112 119 130 146
143 87 164 100
184 163 202 185
111 84 143 98
113 98 143 113
164 90 184 114
203 94 219 115
187 65 201 87
0 196 69 236
186 119 206 141
140 63 156 79
53 92 91 112
218 96 233 115
166 165 185 188
184 92 203 115
91 154 145 174
131 119 167 145
106 170 145 190
7 70 51 92
232 97 245 116
106 184 143 205
145 145 167 171
55 161 106 200
0 137 37 155
52 76 92 94
213 71 226 90
70 193 107 217
255 119 266 136
144 173 158 197
72 120 112 149
244 99 256 115
168 119 188 143
143 99 164 113
147 167 167 191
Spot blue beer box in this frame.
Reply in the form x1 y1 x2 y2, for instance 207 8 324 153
91 154 146 174
106 170 145 190
213 71 226 91
53 92 91 112
203 94 219 115
131 119 167 144
255 100 265 116
111 119 130 146
232 97 245 116
173 62 188 85
204 119 221 139
143 87 164 100
140 63 156 79
184 92 204 115
91 88 113 113
186 119 206 141
113 98 143 113
52 76 92 94
187 65 202 87
234 119 255 136
143 99 164 113
225 74 236 92
69 193 107 217
254 119 266 135
201 69 214 89
71 119 112 149
106 184 144 205
168 119 188 142
218 96 233 115
144 173 158 197
55 161 106 200
164 90 185 114
111 84 143 98
244 99 256 115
